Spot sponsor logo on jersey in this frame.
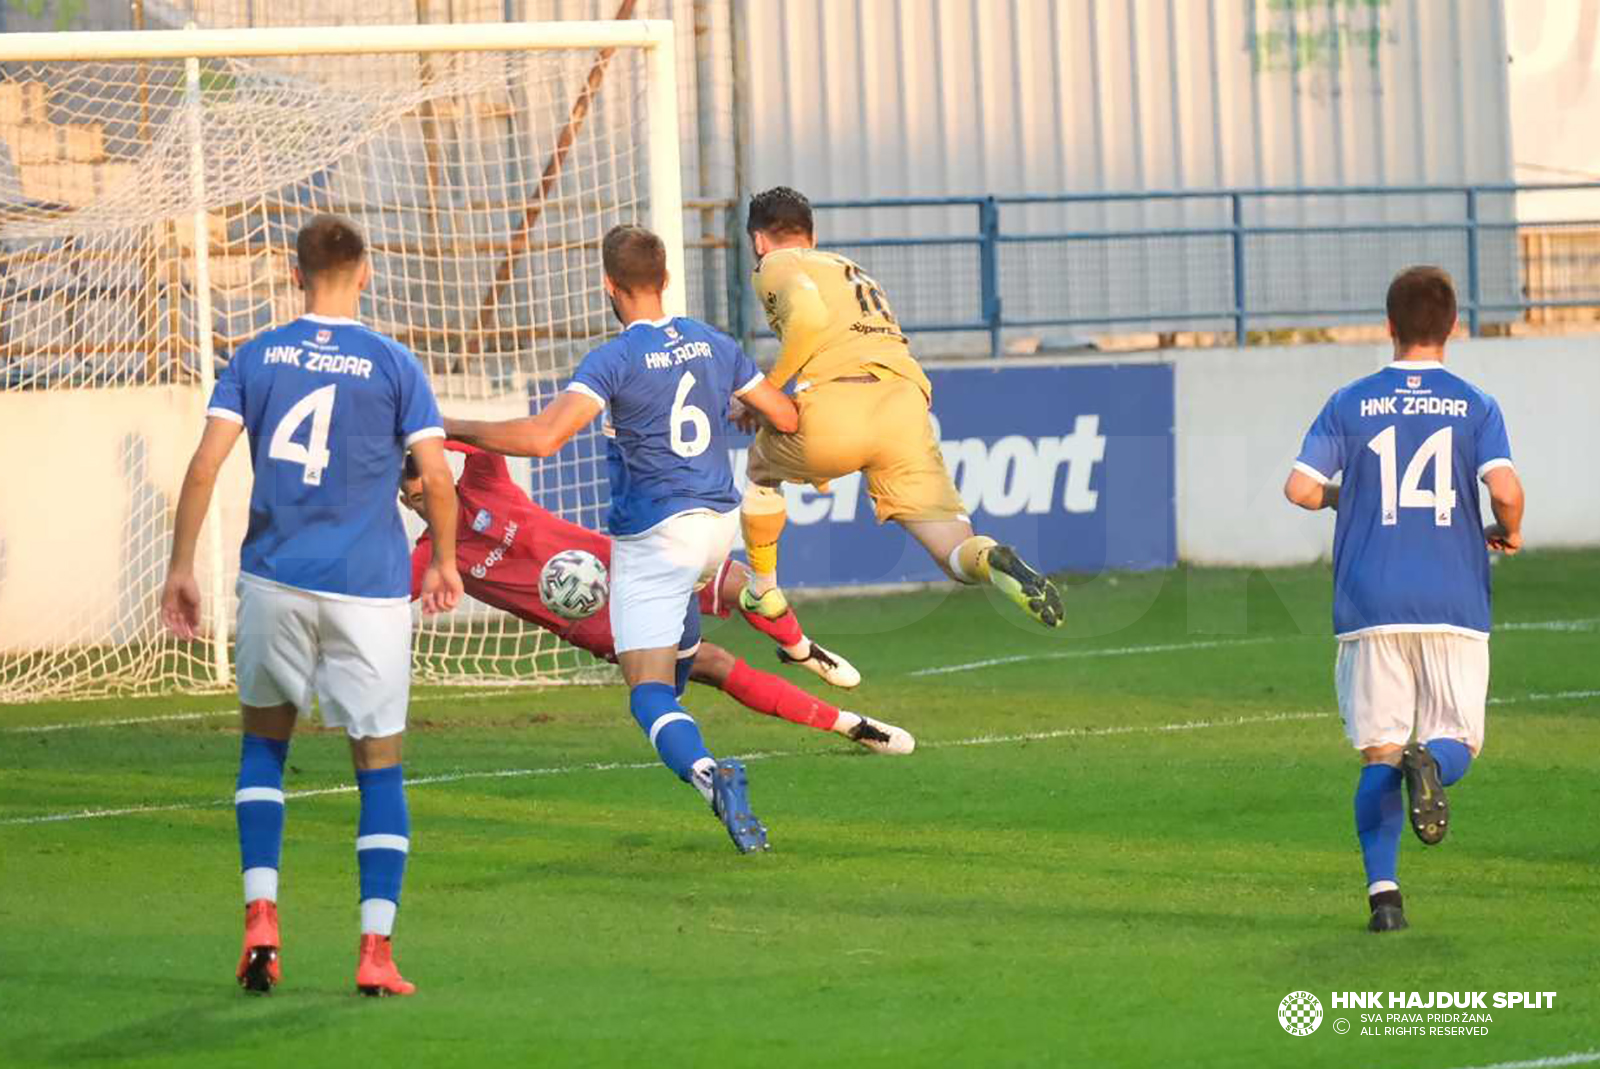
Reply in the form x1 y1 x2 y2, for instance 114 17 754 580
467 520 519 581
472 508 493 533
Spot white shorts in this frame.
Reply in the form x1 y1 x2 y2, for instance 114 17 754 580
235 574 413 740
608 508 740 655
1334 631 1489 754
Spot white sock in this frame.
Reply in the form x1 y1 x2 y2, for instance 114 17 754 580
1368 880 1399 896
690 757 717 805
749 571 777 596
361 898 397 936
782 638 812 660
243 867 278 904
831 711 862 736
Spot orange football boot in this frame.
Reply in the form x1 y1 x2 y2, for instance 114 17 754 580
355 934 415 997
236 899 281 993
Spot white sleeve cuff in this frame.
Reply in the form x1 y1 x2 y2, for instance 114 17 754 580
1478 458 1515 478
206 407 244 424
566 381 606 408
1292 460 1333 486
404 426 445 448
732 371 766 397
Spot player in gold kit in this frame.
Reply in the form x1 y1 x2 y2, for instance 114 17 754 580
735 186 1063 634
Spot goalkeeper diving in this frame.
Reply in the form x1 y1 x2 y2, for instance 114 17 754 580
400 442 913 755
736 186 1064 628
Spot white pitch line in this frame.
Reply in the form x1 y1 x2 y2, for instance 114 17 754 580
5 688 1593 828
1431 1051 1600 1069
908 637 1279 677
1 687 568 735
1499 618 1598 632
1489 689 1600 705
3 709 236 734
0 708 1333 828
910 617 1600 679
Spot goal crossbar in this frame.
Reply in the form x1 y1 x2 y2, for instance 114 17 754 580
0 21 676 61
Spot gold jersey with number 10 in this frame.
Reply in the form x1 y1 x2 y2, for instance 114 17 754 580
753 247 933 400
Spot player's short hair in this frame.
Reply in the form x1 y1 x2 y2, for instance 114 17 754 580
401 453 419 482
747 186 813 238
602 224 667 295
296 214 366 283
1386 266 1457 348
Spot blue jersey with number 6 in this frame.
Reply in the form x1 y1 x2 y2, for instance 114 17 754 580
207 314 444 600
1295 360 1513 638
566 317 764 537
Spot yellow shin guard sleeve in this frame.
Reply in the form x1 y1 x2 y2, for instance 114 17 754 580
952 535 999 584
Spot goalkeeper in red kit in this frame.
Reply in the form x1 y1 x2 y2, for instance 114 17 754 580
401 442 912 754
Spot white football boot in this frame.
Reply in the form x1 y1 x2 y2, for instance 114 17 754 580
835 712 915 756
777 640 862 689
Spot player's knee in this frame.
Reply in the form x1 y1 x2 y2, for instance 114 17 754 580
689 643 735 687
742 482 786 515
1360 744 1403 767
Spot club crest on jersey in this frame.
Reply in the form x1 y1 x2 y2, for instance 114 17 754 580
1407 375 1421 389
665 325 680 341
315 329 332 345
471 508 493 533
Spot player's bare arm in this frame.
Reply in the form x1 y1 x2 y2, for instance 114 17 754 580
408 436 464 614
161 415 244 639
1482 465 1524 554
444 391 601 459
1283 468 1340 511
736 377 799 434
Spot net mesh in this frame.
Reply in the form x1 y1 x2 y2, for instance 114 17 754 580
0 34 662 701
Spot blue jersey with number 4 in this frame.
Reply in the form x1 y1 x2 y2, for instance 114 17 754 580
566 317 764 537
1295 361 1513 638
207 314 444 600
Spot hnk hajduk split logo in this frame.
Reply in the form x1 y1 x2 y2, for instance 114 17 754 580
1278 991 1324 1036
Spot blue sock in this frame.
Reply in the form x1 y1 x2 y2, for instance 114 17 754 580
1354 763 1404 892
356 764 409 936
236 734 288 903
630 682 712 782
1425 737 1473 786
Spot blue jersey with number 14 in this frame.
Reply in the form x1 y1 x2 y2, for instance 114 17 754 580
207 314 444 600
1295 361 1513 638
567 317 764 537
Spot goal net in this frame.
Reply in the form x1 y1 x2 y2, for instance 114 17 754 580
0 22 684 702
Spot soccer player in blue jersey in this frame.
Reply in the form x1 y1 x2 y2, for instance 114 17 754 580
1285 266 1525 933
446 224 799 853
159 215 463 994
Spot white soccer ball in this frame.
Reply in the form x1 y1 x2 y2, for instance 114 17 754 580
539 549 609 621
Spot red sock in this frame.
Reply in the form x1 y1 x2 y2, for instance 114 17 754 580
722 658 840 732
739 605 805 649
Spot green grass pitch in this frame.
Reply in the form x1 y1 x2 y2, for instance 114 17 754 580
2 553 1597 1068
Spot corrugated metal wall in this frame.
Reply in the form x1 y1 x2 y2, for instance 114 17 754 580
742 0 1516 342
745 0 1512 207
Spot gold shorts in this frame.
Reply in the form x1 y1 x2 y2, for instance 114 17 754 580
747 375 966 523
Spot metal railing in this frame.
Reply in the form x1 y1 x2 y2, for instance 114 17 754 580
773 183 1600 358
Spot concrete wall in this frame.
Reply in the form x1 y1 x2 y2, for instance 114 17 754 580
1173 336 1600 566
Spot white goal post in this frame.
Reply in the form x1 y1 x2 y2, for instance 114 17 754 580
0 21 685 702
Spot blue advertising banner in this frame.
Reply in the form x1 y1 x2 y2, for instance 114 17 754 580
529 361 1175 588
732 362 1175 587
